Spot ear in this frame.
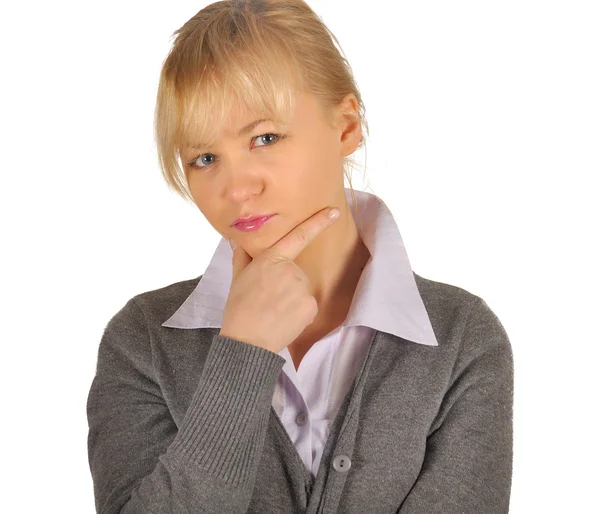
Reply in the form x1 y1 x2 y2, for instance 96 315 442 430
336 93 362 157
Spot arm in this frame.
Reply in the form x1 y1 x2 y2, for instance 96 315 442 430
398 297 514 514
87 297 285 514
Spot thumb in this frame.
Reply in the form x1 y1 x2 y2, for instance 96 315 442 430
229 239 252 281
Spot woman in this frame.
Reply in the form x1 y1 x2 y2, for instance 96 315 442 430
87 1 514 512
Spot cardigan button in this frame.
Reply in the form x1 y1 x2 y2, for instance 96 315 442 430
332 454 352 472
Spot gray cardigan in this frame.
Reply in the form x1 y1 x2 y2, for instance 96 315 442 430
87 272 513 513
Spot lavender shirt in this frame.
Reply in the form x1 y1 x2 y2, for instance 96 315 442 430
162 188 439 479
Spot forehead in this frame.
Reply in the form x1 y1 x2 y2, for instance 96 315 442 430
185 118 275 150
178 88 329 153
180 98 292 148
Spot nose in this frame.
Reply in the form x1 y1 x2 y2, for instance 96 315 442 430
223 160 265 204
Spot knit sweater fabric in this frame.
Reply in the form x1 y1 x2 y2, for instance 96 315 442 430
87 271 513 513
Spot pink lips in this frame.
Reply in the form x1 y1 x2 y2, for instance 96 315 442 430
233 214 276 232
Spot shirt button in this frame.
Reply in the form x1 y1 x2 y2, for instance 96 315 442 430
296 412 308 425
332 454 352 472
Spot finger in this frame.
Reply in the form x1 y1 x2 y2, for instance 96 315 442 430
231 241 252 281
266 207 340 262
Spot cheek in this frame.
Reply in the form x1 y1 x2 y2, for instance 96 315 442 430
287 140 334 179
190 190 218 226
297 148 341 189
307 130 341 171
187 175 204 201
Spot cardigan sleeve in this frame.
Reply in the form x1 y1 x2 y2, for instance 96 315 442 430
86 297 285 514
397 297 514 514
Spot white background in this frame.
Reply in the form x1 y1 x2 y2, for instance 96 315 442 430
1 1 598 512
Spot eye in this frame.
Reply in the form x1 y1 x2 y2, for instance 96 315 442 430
186 132 284 170
253 133 279 147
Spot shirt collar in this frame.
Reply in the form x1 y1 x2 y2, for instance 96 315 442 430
162 188 438 346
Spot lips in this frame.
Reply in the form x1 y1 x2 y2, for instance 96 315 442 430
232 214 276 232
232 213 276 227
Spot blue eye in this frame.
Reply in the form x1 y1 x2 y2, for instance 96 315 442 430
187 133 284 170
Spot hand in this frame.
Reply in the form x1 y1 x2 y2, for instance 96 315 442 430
219 207 341 354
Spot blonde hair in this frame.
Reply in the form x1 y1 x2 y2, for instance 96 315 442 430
154 0 370 234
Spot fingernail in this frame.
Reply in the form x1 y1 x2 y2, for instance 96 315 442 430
328 208 340 220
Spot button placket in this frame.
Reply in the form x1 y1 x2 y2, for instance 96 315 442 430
304 330 381 514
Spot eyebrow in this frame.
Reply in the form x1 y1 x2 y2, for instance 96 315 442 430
189 118 271 150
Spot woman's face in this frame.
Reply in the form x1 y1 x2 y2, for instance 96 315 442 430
180 90 360 258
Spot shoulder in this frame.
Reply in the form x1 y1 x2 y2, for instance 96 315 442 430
412 270 480 333
412 271 511 356
413 270 479 307
128 274 204 325
96 275 205 364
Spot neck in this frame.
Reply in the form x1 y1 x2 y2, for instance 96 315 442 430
294 194 370 324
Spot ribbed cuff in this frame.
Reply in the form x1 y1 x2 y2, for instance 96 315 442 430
168 334 286 486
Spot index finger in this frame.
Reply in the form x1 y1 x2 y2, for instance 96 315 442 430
264 207 340 262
